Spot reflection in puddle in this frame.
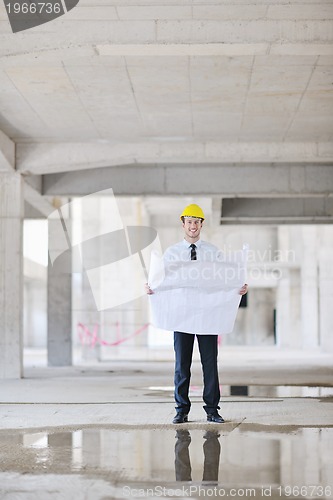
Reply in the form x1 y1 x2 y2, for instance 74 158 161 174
175 430 220 483
0 427 332 498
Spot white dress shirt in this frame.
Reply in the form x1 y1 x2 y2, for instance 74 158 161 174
163 239 221 262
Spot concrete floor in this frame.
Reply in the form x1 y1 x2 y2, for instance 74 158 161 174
0 347 333 499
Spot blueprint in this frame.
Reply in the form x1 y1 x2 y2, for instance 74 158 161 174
148 247 248 335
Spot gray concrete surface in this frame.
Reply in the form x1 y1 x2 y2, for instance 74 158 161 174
1 354 333 430
0 350 333 499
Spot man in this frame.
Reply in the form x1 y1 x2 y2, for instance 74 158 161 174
146 204 248 424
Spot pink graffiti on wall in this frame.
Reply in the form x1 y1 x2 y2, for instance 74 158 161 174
77 322 150 348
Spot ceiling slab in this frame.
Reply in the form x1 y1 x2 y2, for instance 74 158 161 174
0 0 331 204
1 52 331 145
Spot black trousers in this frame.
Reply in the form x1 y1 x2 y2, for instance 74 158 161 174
174 331 220 415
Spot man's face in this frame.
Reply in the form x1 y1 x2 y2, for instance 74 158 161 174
182 217 203 240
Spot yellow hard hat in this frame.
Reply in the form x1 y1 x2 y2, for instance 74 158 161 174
180 204 205 220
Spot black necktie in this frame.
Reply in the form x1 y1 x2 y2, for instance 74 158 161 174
190 244 197 260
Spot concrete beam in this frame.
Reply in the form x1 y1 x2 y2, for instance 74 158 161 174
23 177 55 218
221 197 333 224
16 142 333 175
1 17 332 60
42 163 333 197
96 43 333 57
0 43 331 69
24 201 45 219
0 130 15 172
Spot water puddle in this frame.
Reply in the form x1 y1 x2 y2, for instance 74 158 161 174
0 427 332 499
146 385 333 398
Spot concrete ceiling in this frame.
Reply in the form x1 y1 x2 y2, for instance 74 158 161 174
0 0 332 221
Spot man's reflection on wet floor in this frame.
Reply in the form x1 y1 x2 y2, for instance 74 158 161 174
175 430 221 483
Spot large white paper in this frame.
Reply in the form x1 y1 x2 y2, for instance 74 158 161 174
148 247 248 334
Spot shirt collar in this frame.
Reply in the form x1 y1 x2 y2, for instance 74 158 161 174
183 238 202 248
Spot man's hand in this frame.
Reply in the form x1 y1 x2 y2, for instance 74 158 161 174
145 283 154 295
239 284 248 295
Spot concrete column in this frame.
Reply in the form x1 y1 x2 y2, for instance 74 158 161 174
301 227 319 349
275 269 291 348
275 227 291 348
0 173 24 378
47 205 72 366
74 195 102 362
133 198 150 352
318 226 333 353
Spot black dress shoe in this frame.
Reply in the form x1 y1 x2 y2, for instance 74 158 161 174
207 412 225 423
173 413 188 424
